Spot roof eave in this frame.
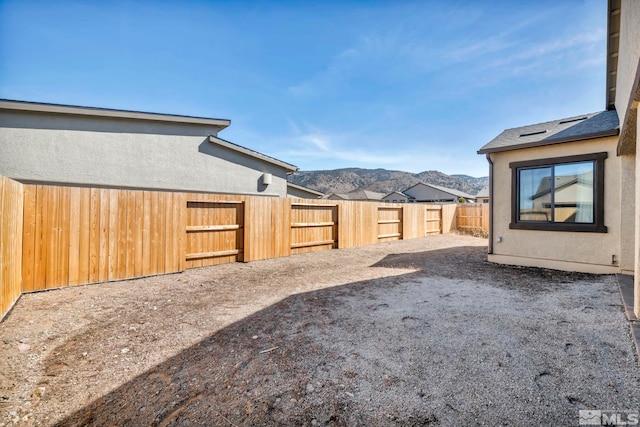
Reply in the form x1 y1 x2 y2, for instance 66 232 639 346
606 0 621 111
209 136 298 172
0 99 232 129
477 129 620 155
286 182 324 196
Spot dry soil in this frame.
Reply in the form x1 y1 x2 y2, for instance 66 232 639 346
0 234 638 426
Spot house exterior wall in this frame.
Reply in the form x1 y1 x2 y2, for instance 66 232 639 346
620 154 635 274
382 193 411 203
0 109 290 196
488 135 621 274
404 184 458 202
287 186 321 199
615 0 640 126
635 109 640 313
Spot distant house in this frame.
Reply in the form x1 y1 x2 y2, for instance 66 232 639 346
287 182 324 199
382 191 415 203
325 189 386 202
0 99 298 197
475 186 489 204
382 182 475 203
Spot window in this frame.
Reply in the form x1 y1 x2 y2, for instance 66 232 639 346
510 152 607 232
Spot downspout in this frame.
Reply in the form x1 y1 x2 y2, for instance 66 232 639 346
486 153 494 254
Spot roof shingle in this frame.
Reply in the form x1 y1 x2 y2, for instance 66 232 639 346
478 110 619 154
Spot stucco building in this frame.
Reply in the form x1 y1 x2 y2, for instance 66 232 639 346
287 182 324 199
0 100 298 197
479 0 640 313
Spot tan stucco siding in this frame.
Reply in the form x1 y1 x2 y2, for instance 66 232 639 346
620 154 635 273
0 110 289 196
616 0 640 126
489 136 621 273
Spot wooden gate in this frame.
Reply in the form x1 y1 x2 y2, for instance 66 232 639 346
378 206 403 241
425 206 442 235
185 199 244 268
290 203 338 254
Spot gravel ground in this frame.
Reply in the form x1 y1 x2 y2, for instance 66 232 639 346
0 234 639 426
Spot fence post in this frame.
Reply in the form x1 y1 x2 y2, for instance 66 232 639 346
1 176 24 321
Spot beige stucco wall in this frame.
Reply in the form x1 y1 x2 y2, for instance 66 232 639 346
488 135 621 274
620 154 635 274
635 108 640 314
615 0 640 126
0 110 290 196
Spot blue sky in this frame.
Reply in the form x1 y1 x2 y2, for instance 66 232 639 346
0 0 607 177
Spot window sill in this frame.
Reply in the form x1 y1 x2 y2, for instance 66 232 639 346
509 222 608 233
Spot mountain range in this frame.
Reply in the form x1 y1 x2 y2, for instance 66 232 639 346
288 168 488 197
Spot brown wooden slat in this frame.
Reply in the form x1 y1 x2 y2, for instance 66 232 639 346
88 188 100 283
57 186 71 287
187 199 243 204
378 233 402 239
186 224 241 232
107 189 119 281
186 249 241 260
291 239 336 249
291 222 335 228
21 185 36 292
45 186 60 289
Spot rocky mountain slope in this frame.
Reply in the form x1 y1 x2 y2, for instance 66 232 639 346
288 168 488 196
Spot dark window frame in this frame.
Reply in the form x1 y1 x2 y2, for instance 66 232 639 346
509 152 607 233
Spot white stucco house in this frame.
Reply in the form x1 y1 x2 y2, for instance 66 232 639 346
0 99 298 197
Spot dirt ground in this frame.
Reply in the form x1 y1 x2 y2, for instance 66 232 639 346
1 234 638 426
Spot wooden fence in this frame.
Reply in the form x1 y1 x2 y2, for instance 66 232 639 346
1 177 489 320
456 203 490 234
0 177 23 319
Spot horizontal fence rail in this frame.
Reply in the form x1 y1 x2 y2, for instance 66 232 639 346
0 175 489 320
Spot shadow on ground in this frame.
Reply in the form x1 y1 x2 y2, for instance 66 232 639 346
51 246 617 426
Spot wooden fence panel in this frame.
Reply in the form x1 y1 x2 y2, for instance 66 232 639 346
244 196 291 262
482 203 490 233
378 206 403 241
337 200 379 248
1 177 24 320
185 195 244 268
456 204 489 233
290 202 338 254
21 186 184 292
441 203 457 233
402 203 425 239
21 184 36 292
425 205 442 235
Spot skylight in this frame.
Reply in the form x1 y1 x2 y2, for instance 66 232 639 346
558 117 588 125
519 130 547 137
